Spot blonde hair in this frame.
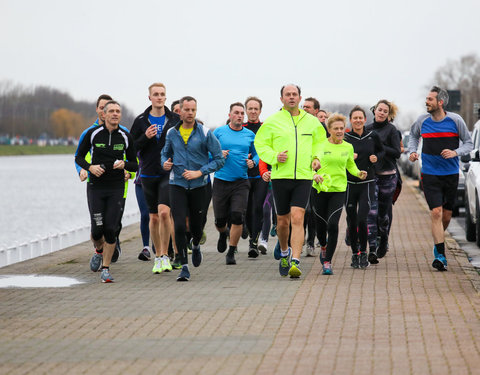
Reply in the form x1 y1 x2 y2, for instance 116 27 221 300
374 99 398 122
327 113 347 129
148 82 166 94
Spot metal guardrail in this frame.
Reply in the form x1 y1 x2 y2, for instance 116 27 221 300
0 212 140 268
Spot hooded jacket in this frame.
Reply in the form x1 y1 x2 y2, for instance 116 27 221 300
130 105 180 177
254 108 326 180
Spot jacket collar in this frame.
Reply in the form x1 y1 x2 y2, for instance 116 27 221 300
175 120 198 131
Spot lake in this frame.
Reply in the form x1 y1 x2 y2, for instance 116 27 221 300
0 154 139 250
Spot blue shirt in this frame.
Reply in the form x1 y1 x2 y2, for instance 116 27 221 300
213 124 259 181
149 114 166 140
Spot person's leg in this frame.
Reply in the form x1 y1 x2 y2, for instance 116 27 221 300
376 174 397 258
135 183 151 248
170 185 189 266
345 184 359 254
250 179 269 245
212 178 230 253
101 188 124 269
324 192 346 263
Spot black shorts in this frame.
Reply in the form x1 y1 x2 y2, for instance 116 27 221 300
212 178 250 219
141 175 170 213
271 179 312 216
421 173 459 211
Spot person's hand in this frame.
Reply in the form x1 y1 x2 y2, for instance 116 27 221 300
79 169 88 181
124 171 131 181
409 152 419 162
353 153 358 160
262 171 271 182
311 158 321 171
163 158 173 171
277 150 288 163
183 170 202 180
313 174 324 184
246 159 254 169
113 160 125 169
89 164 105 177
369 154 377 163
145 124 157 139
357 170 367 180
222 150 229 158
441 149 457 159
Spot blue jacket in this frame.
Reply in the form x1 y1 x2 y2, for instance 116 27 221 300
161 121 225 189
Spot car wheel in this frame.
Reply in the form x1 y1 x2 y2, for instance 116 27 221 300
465 195 476 242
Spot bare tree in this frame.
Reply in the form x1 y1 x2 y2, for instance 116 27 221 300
429 53 480 128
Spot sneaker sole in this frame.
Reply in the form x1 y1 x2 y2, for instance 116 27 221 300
248 249 259 258
138 254 150 261
288 265 302 278
258 244 267 254
192 251 203 267
368 253 379 264
432 259 447 271
101 278 114 283
152 269 163 274
177 276 189 281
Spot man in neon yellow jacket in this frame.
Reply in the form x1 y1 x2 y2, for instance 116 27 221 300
254 84 326 278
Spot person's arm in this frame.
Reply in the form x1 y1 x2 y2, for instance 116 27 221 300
382 126 401 159
346 146 361 177
131 118 152 151
123 133 138 172
201 130 225 174
454 115 474 156
161 129 174 170
254 123 279 166
373 132 385 162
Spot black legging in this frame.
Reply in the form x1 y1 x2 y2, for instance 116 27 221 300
245 178 269 241
170 185 206 265
345 181 375 253
303 187 316 246
312 191 345 262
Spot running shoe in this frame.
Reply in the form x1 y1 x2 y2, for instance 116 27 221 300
273 241 281 260
322 261 333 275
192 245 203 267
171 255 182 270
289 259 302 278
111 238 121 263
217 231 228 253
187 238 193 254
351 253 360 269
270 225 277 237
161 256 172 272
152 258 163 274
138 247 151 261
319 245 327 265
248 240 259 258
359 252 369 269
306 243 315 257
101 268 114 283
432 246 447 271
279 248 291 277
200 231 207 245
377 234 388 258
258 240 268 255
177 265 190 281
90 250 103 272
226 246 236 265
368 250 379 264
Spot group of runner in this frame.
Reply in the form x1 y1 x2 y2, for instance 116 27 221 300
75 83 472 283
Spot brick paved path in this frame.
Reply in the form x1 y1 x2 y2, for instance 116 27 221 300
1 180 479 374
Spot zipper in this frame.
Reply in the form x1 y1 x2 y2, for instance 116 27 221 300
290 113 300 180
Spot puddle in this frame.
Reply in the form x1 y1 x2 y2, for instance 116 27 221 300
0 275 84 288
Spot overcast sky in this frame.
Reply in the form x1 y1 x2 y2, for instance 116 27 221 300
1 0 479 129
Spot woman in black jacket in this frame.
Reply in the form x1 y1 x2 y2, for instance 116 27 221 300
345 106 385 268
365 100 401 263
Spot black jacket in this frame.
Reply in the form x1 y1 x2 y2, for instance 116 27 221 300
243 121 262 178
130 106 180 177
75 125 138 188
365 120 401 173
345 129 385 183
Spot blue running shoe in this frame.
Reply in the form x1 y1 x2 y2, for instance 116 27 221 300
90 251 103 272
432 254 447 271
322 261 333 275
192 245 202 267
274 241 281 260
279 248 291 277
270 225 277 237
101 268 114 283
177 265 190 281
433 245 439 258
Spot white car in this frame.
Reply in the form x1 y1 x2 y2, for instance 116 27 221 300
463 119 480 244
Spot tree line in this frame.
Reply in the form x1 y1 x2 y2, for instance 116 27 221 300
0 81 135 139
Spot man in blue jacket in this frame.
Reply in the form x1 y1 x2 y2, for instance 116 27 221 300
162 96 224 281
